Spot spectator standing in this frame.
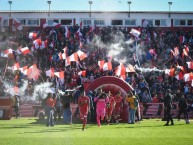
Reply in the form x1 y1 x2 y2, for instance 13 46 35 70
126 91 138 124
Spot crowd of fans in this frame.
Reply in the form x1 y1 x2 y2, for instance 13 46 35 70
0 23 193 106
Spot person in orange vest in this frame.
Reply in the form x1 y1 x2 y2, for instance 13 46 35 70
45 93 56 127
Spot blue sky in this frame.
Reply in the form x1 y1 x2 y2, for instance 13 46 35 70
0 0 193 11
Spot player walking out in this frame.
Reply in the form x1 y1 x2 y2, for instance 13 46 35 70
78 91 90 131
106 91 115 125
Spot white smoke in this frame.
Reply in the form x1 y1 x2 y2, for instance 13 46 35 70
134 65 165 73
32 82 53 101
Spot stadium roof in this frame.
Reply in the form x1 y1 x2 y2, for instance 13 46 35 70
0 10 193 14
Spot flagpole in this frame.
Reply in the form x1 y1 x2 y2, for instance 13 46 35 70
3 57 9 79
135 37 151 98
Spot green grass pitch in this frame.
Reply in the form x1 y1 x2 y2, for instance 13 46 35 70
0 118 193 145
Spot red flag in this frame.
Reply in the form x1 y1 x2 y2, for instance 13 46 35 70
77 50 87 61
20 47 30 55
130 28 141 38
29 32 37 39
175 71 184 80
186 62 193 69
12 62 20 71
78 70 86 77
165 68 175 76
54 71 64 79
115 63 126 79
46 67 55 78
52 22 61 28
69 53 78 62
98 60 105 69
103 62 112 71
184 73 193 82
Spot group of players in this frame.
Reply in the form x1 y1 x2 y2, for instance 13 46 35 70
78 88 130 131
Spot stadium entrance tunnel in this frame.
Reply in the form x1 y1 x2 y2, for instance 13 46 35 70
85 76 133 122
85 76 133 96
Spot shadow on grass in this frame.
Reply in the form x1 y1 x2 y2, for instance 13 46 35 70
115 123 186 129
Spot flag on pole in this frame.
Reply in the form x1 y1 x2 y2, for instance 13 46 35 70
43 23 48 29
165 68 175 76
184 73 193 82
20 47 30 55
98 60 105 69
69 52 79 62
103 62 112 71
115 63 126 78
186 62 193 69
130 28 141 38
54 71 64 79
29 32 37 39
77 50 87 61
78 70 86 77
52 22 61 28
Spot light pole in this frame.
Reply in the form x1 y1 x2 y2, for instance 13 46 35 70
8 1 12 17
127 1 132 18
168 2 172 18
47 1 51 17
88 1 93 18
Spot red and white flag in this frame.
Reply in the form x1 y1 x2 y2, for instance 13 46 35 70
58 52 66 60
179 36 185 44
20 47 30 55
65 57 71 66
130 28 141 38
43 23 48 29
77 50 87 61
19 66 28 74
186 62 193 69
126 64 136 72
115 63 126 77
4 48 13 58
98 60 105 69
33 39 42 49
29 32 37 39
69 52 79 62
184 73 193 82
80 21 83 29
46 68 55 78
76 28 82 37
103 62 112 71
183 48 189 56
175 71 184 80
12 62 20 71
54 71 64 79
64 26 70 38
142 19 149 27
52 22 61 28
165 68 175 76
78 70 86 77
40 40 48 49
13 18 23 31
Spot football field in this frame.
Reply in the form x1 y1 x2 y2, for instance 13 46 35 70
0 118 193 145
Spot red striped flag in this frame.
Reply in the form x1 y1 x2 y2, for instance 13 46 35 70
77 50 87 61
115 63 126 77
175 71 184 80
126 64 135 72
184 73 193 82
165 68 175 76
12 62 20 71
29 32 37 39
103 62 112 71
186 62 193 69
20 47 30 55
78 70 86 77
98 60 105 69
54 71 64 79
